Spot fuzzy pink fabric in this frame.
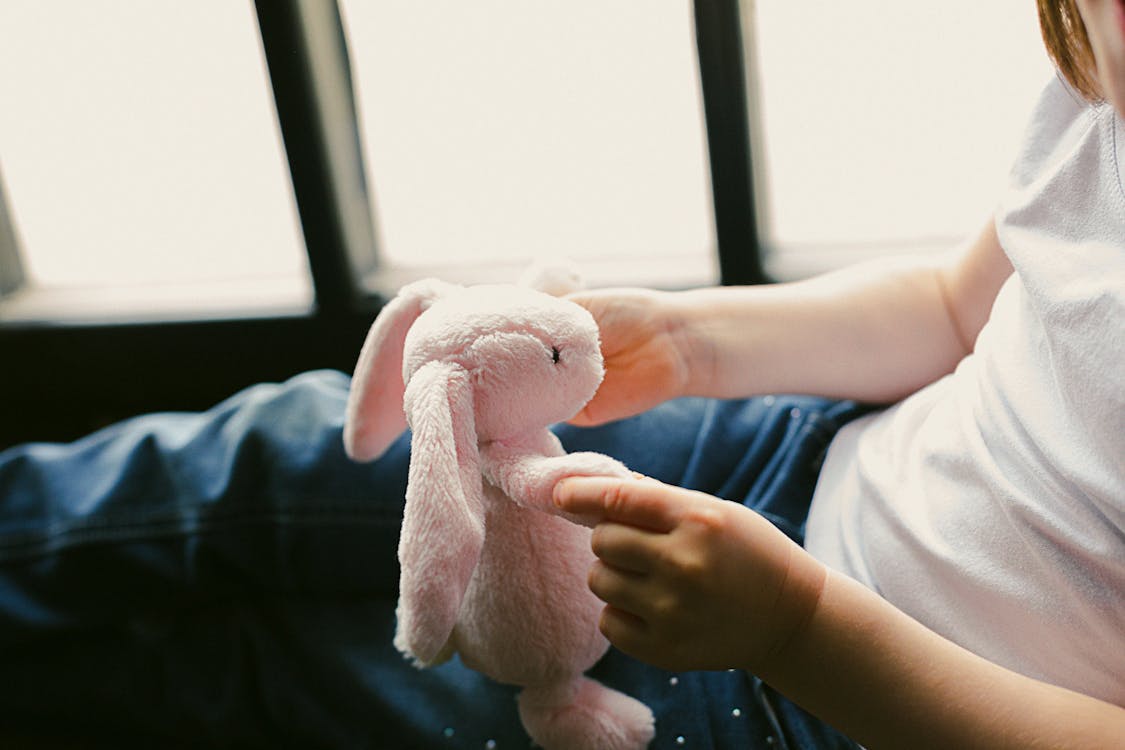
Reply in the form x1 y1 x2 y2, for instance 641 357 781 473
344 271 654 749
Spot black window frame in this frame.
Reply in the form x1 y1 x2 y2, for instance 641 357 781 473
0 0 763 448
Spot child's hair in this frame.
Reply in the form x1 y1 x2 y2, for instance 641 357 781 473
1037 0 1101 100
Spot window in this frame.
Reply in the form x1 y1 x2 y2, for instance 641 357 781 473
748 0 1053 278
0 0 1061 446
0 0 311 322
2 1 1054 316
340 0 717 290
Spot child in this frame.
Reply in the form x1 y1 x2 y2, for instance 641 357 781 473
0 0 1121 747
555 0 1125 745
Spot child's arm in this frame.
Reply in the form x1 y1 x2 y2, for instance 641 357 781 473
554 475 1125 749
568 218 1012 424
777 566 1125 749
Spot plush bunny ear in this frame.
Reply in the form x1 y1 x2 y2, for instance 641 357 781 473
344 279 453 462
393 360 485 666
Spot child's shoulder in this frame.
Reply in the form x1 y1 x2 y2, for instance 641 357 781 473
998 73 1124 270
994 72 1123 365
1006 74 1112 191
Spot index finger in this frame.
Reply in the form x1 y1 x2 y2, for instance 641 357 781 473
553 475 682 532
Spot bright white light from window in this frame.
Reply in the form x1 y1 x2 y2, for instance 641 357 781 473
0 0 310 306
340 0 716 286
753 0 1053 269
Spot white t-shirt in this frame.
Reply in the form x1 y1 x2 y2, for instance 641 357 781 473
805 76 1125 706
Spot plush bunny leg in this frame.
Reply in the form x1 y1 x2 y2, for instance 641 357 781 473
517 676 655 750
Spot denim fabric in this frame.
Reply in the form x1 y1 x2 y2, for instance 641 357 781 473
0 370 867 748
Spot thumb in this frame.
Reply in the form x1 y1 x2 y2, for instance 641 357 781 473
567 386 647 427
566 404 602 427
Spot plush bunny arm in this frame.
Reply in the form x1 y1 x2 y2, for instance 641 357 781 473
396 362 485 666
481 431 631 525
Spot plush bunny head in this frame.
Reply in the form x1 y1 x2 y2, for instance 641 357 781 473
344 273 603 462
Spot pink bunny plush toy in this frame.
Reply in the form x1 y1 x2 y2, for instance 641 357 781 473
342 269 656 750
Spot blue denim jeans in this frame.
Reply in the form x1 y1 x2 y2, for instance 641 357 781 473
0 370 867 748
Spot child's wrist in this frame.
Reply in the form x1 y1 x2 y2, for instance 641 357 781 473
665 290 718 399
753 546 830 678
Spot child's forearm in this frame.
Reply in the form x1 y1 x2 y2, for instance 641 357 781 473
673 221 1011 404
675 262 959 403
759 569 1125 749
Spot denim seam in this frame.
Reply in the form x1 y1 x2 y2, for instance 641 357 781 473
752 677 792 750
0 503 401 561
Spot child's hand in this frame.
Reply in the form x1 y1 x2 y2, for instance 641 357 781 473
564 289 700 426
554 475 828 674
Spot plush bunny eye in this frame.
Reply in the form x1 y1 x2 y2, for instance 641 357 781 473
550 346 561 364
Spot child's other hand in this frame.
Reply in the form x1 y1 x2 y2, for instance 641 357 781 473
554 475 827 674
564 289 700 426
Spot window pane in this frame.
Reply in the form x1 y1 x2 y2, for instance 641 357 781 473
340 0 716 287
0 1 310 313
752 1 1053 273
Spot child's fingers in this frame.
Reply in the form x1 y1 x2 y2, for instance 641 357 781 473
590 522 659 573
554 475 681 532
588 560 654 617
598 605 649 656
